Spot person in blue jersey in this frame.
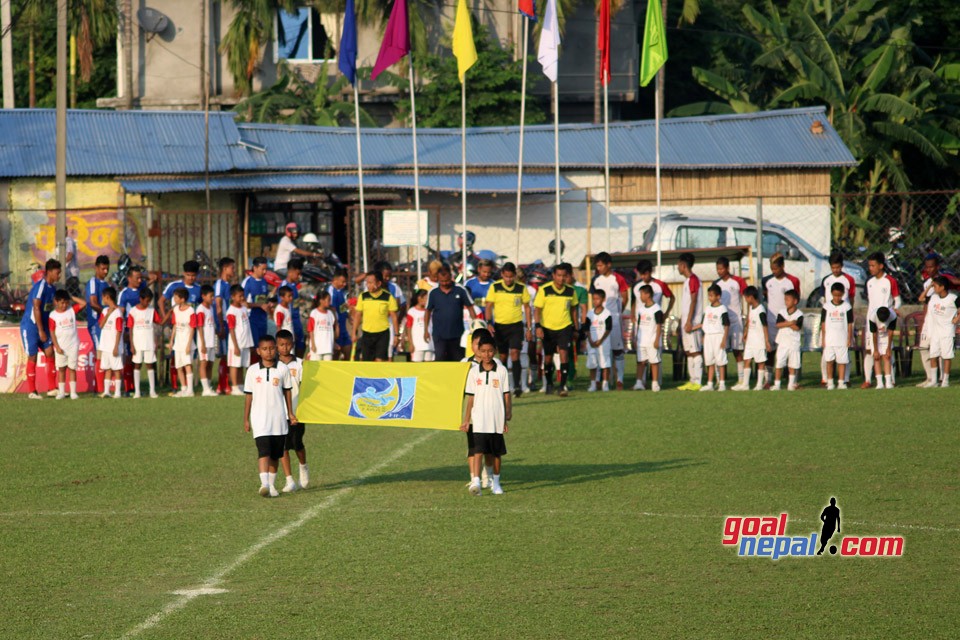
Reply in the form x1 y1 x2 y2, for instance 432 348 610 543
464 260 496 319
20 259 62 399
243 257 271 345
214 257 237 393
116 266 151 396
275 258 305 355
86 255 110 393
159 260 202 323
327 268 352 360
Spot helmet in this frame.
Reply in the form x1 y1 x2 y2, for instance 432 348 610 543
285 222 299 237
456 231 477 249
301 232 319 244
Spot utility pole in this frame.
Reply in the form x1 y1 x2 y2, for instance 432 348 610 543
56 0 68 266
1 0 14 108
122 0 133 109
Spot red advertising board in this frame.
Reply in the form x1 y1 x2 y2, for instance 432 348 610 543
0 324 97 393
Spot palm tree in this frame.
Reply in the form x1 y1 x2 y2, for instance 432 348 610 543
69 0 117 107
221 0 298 96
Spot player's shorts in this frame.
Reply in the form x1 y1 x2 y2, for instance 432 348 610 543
173 348 192 369
541 326 573 354
494 322 525 353
466 425 478 456
823 346 849 364
743 343 767 363
410 350 435 362
335 321 352 348
20 323 52 357
929 335 955 360
131 349 157 365
727 318 744 351
227 346 250 369
99 350 124 371
865 329 891 355
54 347 79 370
255 435 286 461
89 324 101 351
361 330 390 361
308 351 334 361
775 345 801 369
680 327 702 353
609 314 625 351
586 344 612 370
285 422 306 451
472 431 507 457
197 346 216 363
636 345 661 364
703 333 727 367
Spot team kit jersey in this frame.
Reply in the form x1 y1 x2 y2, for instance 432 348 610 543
464 360 510 434
171 306 197 368
680 274 703 352
243 362 293 438
464 277 494 313
195 304 217 361
763 273 801 343
701 304 730 367
633 278 672 308
307 309 337 359
714 276 746 349
242 275 270 340
86 277 108 347
127 306 161 364
404 307 434 360
821 301 853 364
98 308 125 371
635 303 664 364
327 285 352 346
118 283 148 316
19 279 57 355
48 307 80 369
744 304 769 362
226 305 254 368
274 303 294 336
585 308 613 370
821 273 856 303
214 279 232 322
591 273 628 351
925 292 959 359
774 309 804 368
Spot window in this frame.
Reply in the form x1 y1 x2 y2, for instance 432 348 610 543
734 228 807 262
275 7 338 62
675 225 726 249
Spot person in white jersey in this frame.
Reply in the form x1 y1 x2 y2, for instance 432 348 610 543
307 290 338 361
862 252 901 388
405 289 435 362
762 253 801 381
821 282 854 390
920 276 960 387
714 257 747 388
819 252 857 385
591 253 629 390
677 253 703 391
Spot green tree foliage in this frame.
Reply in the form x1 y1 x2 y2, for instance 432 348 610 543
395 25 546 128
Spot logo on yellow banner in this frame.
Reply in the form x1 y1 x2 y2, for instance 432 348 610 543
349 377 416 420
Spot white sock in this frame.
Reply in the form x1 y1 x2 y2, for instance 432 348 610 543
267 472 276 487
737 361 744 384
920 350 933 381
521 367 529 388
133 369 141 394
773 379 781 389
863 353 874 383
942 373 950 385
300 463 309 474
113 379 122 397
471 475 480 486
186 372 195 392
820 357 827 382
58 382 66 394
615 354 625 384
743 366 752 387
148 369 156 394
69 381 76 394
484 465 493 479
493 474 501 485
201 378 212 392
690 355 703 384
285 475 295 485
259 472 269 487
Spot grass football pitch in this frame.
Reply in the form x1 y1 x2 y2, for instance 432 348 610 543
1 357 958 639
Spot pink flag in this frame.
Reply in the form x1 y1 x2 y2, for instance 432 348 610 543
371 0 410 80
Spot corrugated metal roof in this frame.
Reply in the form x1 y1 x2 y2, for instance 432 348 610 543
0 109 256 177
118 172 573 194
237 106 857 171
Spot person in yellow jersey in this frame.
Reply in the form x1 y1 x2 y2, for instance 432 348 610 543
485 262 532 397
533 263 580 397
352 271 399 362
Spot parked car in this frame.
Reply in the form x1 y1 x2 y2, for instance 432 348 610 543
635 213 867 307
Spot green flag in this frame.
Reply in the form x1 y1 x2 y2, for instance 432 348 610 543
640 0 668 87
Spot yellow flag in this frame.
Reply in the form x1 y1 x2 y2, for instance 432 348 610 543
452 0 477 83
298 361 470 430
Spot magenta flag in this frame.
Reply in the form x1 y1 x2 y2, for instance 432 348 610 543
371 0 410 80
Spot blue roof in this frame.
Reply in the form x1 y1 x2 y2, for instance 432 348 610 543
118 172 573 194
0 106 855 179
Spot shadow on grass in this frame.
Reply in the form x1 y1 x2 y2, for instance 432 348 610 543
328 457 704 492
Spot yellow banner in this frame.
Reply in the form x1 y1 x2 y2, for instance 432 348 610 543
299 361 470 430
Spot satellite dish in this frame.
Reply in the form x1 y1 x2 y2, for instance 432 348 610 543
137 7 170 34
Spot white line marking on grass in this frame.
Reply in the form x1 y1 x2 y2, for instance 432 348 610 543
170 588 228 596
119 430 437 640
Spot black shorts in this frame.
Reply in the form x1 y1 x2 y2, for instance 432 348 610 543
255 435 285 461
542 326 573 353
495 322 525 353
435 337 464 362
466 425 478 456
285 422 305 451
361 330 390 361
472 432 507 457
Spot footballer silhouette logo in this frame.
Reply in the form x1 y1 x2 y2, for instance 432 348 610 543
348 377 416 420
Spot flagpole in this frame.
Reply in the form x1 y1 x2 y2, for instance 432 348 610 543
655 74 662 277
461 79 468 277
409 62 422 283
353 81 368 274
603 75 611 252
552 80 561 266
514 20 529 264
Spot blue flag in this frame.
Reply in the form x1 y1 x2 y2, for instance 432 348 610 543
338 0 358 84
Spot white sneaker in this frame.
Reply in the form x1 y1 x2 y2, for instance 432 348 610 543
632 381 645 391
717 383 727 392
149 392 159 398
587 383 597 393
699 384 713 392
651 382 660 392
920 380 938 388
491 483 504 495
826 382 835 390
787 383 798 391
941 381 950 388
47 389 59 398
230 388 244 396
258 485 270 497
601 381 610 392
875 383 884 390
299 467 310 489
539 384 547 394
730 383 745 391
55 393 66 400
885 381 895 389
99 392 110 399
282 480 298 493
770 385 781 391
202 389 218 397
521 386 531 394
837 382 847 389
132 392 141 399
181 390 195 398
481 467 490 488
269 486 280 498
69 392 79 400
468 482 481 496
27 392 43 400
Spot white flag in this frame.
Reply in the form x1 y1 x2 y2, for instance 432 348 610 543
538 0 560 82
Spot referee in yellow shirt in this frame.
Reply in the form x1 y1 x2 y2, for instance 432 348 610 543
352 271 399 362
533 263 580 396
485 262 532 396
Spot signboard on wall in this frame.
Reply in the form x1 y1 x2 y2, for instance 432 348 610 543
0 325 97 393
381 210 429 247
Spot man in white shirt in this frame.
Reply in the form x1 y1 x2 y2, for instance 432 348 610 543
274 222 322 274
862 252 901 388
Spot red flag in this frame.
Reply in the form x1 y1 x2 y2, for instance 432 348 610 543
598 0 610 86
519 0 536 21
371 0 410 80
